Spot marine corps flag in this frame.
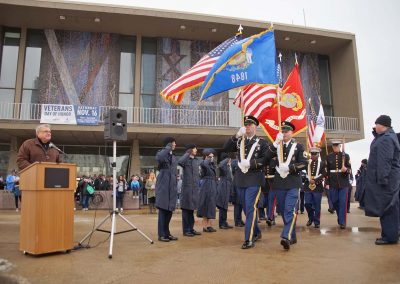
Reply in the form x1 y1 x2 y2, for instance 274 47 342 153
259 63 307 141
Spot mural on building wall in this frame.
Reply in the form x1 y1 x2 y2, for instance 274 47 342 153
38 29 120 106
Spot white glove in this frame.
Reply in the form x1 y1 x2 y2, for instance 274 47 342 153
241 160 250 168
273 132 284 147
236 126 246 138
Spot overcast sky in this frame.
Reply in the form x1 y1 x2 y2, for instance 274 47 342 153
67 0 400 171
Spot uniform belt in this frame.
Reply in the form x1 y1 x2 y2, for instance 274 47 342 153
265 175 275 179
330 170 340 173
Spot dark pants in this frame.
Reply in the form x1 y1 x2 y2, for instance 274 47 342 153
158 208 173 238
182 209 195 233
234 203 244 225
326 189 334 210
14 195 21 209
276 188 299 241
258 191 268 219
267 190 277 221
83 194 91 209
347 186 352 212
239 186 261 242
380 196 399 243
331 187 348 226
305 191 322 225
219 207 228 227
116 193 124 209
299 191 305 213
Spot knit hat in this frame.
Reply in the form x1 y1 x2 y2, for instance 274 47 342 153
375 115 391 127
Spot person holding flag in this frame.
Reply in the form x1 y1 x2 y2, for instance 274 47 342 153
223 115 270 249
271 121 308 250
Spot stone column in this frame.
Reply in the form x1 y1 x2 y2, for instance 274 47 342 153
129 139 140 176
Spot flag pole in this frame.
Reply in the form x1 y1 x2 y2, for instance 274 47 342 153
237 25 246 162
277 52 283 164
317 95 329 156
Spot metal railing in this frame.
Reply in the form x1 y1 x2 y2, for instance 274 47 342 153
0 103 360 133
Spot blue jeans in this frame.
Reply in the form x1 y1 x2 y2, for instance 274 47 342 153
83 195 90 209
276 188 299 241
239 186 261 242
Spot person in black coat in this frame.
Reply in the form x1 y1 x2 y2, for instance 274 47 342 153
197 148 218 232
178 144 202 237
155 137 178 242
364 115 400 245
216 153 234 229
354 159 368 209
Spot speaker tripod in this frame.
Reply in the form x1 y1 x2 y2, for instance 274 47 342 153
78 140 153 259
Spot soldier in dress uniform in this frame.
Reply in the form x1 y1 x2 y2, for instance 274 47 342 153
178 144 202 237
304 147 326 228
224 115 269 249
271 121 308 250
265 159 277 227
231 159 245 227
216 152 234 229
325 139 352 229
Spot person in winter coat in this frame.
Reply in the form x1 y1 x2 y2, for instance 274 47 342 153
354 159 368 209
178 144 202 237
155 137 178 242
197 148 218 233
216 152 234 229
145 172 157 214
364 115 400 245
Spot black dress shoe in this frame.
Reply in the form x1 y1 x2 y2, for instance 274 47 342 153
306 220 313 227
253 233 262 242
235 223 244 227
191 230 202 235
168 235 178 241
290 239 297 245
266 219 272 227
339 224 346 230
158 236 170 242
183 232 195 237
314 224 320 228
328 208 335 214
375 238 398 245
241 240 254 249
225 224 234 229
219 225 229 229
208 227 217 232
259 217 266 221
280 238 290 250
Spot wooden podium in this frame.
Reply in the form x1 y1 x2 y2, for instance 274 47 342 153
19 162 76 255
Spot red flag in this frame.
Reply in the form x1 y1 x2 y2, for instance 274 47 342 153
258 64 307 141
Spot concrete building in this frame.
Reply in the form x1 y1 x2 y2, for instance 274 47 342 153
0 0 363 178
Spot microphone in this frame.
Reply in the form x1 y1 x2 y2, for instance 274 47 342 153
49 142 66 155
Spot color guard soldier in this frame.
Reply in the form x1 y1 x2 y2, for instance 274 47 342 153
224 115 269 249
271 121 308 250
304 147 326 228
325 139 352 229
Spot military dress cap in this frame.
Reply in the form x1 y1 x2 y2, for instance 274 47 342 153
185 143 197 151
163 136 176 146
281 121 295 131
329 139 343 145
202 148 216 156
309 147 321 153
244 115 259 126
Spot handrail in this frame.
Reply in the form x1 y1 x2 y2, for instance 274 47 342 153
0 103 360 133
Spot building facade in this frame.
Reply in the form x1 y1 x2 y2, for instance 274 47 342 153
0 0 363 178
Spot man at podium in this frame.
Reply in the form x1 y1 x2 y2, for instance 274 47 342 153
17 124 61 170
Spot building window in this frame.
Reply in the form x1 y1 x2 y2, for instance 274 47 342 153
140 37 157 109
318 55 333 116
0 28 20 118
21 29 44 119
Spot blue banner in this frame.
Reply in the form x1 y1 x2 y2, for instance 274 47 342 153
74 105 99 125
200 29 278 101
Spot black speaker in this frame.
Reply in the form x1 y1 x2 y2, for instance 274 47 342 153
104 109 127 141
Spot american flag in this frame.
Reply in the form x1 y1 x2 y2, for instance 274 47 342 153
233 83 277 118
160 35 241 105
307 100 316 148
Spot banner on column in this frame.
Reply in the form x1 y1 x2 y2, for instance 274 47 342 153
40 104 99 125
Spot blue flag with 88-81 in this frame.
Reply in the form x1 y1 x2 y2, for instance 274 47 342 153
199 29 277 101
